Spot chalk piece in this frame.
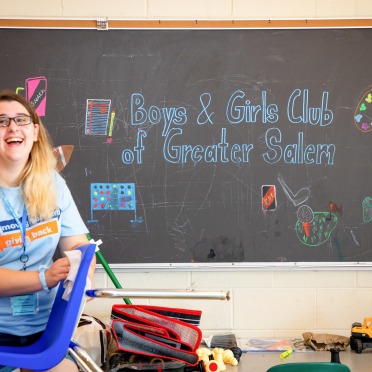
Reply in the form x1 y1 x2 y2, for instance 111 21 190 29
280 348 293 359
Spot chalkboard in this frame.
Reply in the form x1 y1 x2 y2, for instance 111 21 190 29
2 27 372 266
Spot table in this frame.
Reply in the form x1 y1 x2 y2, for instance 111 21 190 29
234 349 372 371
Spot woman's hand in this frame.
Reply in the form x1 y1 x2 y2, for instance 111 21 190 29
58 234 97 300
44 257 71 289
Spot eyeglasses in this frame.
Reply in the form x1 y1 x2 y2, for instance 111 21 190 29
0 115 33 127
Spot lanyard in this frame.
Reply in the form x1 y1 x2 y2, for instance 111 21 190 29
1 190 29 270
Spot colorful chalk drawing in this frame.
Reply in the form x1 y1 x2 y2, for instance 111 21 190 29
261 185 277 211
25 76 47 117
295 212 338 246
362 197 372 223
107 110 115 143
354 86 372 132
89 183 142 223
52 145 74 173
296 205 314 240
85 99 111 135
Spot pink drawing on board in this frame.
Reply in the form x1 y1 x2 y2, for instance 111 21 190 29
25 76 47 117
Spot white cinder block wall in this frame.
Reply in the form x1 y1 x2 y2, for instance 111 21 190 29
3 0 372 338
84 269 372 338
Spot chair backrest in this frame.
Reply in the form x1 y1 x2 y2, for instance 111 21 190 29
267 362 351 372
0 243 96 371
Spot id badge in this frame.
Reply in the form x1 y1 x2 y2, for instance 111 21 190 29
11 293 38 316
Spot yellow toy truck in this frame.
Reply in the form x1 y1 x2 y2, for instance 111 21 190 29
350 317 372 353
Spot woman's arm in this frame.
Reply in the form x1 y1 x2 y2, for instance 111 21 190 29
0 257 72 296
0 234 96 297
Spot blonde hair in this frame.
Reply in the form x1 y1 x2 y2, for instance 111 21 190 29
0 91 57 223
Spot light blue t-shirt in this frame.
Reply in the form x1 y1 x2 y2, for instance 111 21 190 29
0 172 88 336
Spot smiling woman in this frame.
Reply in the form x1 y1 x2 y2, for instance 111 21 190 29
0 100 39 187
0 91 96 372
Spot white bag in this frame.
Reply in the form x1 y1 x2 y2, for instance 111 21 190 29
73 313 110 367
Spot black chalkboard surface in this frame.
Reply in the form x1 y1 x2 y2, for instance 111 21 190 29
1 27 372 265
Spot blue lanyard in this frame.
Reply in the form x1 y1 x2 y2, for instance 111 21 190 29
1 190 29 270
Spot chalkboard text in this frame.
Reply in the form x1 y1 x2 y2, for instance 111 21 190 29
125 89 336 165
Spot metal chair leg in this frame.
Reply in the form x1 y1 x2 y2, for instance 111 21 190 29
69 341 104 372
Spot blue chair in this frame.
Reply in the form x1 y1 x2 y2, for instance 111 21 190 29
0 243 96 371
267 362 351 371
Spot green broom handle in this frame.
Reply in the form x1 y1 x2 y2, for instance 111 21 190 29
86 233 131 305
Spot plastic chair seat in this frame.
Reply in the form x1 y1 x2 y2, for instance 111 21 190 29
267 362 351 371
0 243 96 371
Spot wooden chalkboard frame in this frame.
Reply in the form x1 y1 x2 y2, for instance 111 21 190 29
2 19 372 270
0 18 372 29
